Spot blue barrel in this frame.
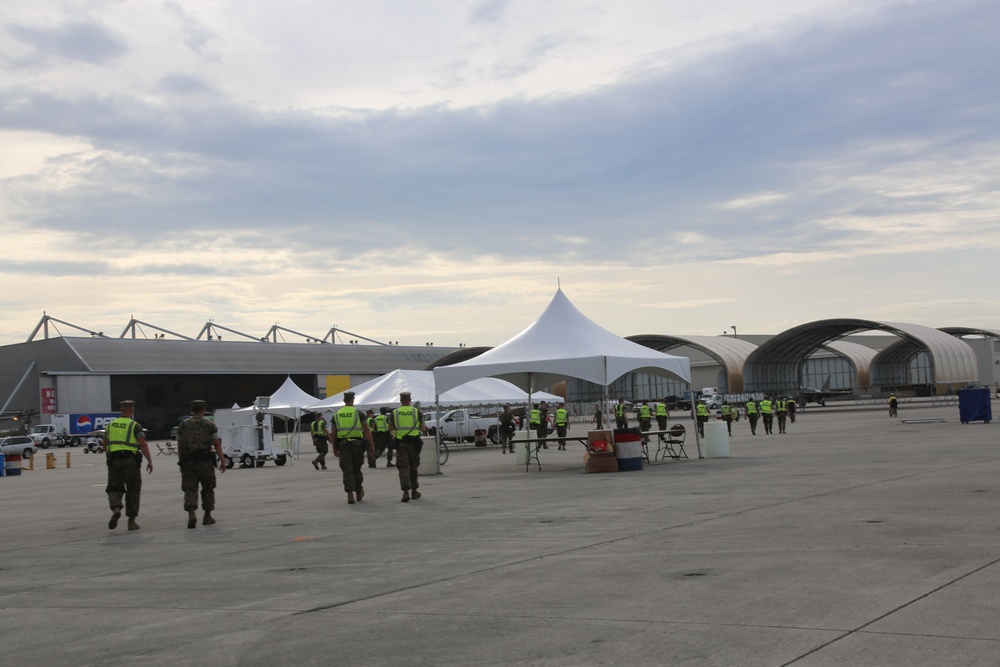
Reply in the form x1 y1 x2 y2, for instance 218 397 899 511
0 453 5 477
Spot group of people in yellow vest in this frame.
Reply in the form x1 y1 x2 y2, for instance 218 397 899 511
739 396 796 436
692 396 797 437
311 390 428 504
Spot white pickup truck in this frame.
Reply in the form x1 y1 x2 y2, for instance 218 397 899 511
424 408 500 444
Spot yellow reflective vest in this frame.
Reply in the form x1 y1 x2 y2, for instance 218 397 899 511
393 406 421 438
107 417 140 454
335 407 363 438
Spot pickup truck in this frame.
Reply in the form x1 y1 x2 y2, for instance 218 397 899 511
424 409 500 444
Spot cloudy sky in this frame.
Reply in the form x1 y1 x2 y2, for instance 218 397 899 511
1 0 997 347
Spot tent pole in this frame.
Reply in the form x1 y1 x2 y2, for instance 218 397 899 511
603 357 610 434
433 394 442 475
525 373 533 472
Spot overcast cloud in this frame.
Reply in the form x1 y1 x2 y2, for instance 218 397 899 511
0 0 997 346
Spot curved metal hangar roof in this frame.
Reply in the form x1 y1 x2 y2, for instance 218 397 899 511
743 318 979 392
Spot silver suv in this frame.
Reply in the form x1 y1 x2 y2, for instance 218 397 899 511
0 435 36 459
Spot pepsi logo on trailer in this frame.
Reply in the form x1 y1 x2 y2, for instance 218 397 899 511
68 413 121 434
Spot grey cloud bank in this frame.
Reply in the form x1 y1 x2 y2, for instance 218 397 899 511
0 0 997 343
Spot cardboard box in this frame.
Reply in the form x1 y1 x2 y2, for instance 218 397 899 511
584 451 618 473
587 429 615 455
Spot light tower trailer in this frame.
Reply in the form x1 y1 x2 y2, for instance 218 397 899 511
213 408 290 469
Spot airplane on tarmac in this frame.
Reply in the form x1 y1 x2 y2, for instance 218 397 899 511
795 376 853 406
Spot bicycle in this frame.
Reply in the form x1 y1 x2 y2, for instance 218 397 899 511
437 439 449 466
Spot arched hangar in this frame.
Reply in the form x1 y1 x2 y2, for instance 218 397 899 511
627 335 759 394
743 318 979 394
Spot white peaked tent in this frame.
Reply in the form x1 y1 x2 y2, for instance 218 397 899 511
434 289 691 392
255 376 320 418
236 376 319 458
433 289 698 456
307 369 561 411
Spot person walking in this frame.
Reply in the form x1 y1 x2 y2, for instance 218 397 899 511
499 404 516 454
537 401 550 448
655 398 669 433
776 397 788 434
176 399 226 529
391 392 426 502
529 403 542 442
310 412 329 470
721 401 734 435
888 394 898 418
759 396 774 435
103 400 153 531
593 402 603 429
372 407 393 465
364 409 380 468
787 397 798 423
332 391 375 505
614 399 628 429
745 398 759 435
695 399 709 437
554 403 569 450
638 400 652 432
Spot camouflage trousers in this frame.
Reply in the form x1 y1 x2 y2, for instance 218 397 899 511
312 435 329 467
396 437 422 492
747 413 758 434
181 459 217 511
656 416 668 436
337 439 365 494
369 432 391 467
107 455 142 518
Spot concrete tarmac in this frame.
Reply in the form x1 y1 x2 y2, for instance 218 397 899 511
1 400 998 666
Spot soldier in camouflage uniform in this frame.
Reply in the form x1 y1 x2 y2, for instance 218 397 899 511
176 400 226 528
103 400 154 531
391 392 426 502
371 407 393 467
332 391 375 505
310 412 329 470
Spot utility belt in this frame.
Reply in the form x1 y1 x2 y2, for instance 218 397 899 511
108 450 139 460
185 450 217 461
337 437 363 445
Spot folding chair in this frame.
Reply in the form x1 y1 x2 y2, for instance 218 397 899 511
155 443 169 456
655 424 688 461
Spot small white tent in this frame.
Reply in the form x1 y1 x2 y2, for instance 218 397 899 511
236 376 319 458
307 369 561 411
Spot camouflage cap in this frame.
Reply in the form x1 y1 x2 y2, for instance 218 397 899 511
191 399 207 411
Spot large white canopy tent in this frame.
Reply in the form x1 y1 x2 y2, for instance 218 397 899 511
433 289 698 456
306 369 562 411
